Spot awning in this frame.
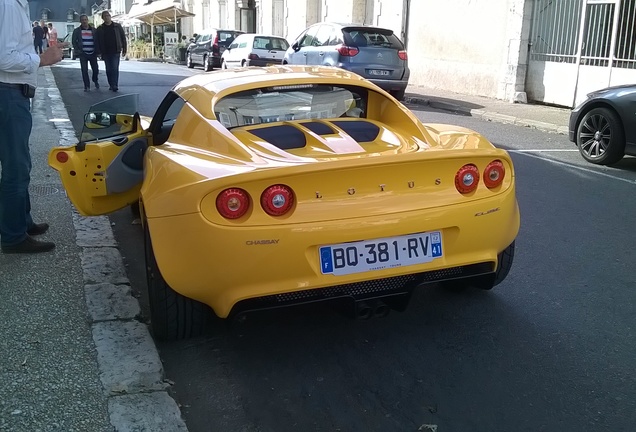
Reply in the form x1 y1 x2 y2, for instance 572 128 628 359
111 13 144 27
128 1 195 25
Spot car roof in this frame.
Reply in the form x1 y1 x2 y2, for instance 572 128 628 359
173 65 379 119
235 33 287 40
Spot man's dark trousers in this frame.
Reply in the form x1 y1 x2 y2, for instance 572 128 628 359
0 85 35 247
79 53 100 88
102 53 120 90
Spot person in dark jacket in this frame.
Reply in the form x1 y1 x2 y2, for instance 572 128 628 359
72 15 100 91
32 21 44 54
95 11 127 92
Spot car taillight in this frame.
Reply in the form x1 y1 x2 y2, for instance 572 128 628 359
212 34 219 50
216 188 250 219
455 164 480 194
337 45 359 57
261 184 294 216
398 50 408 60
56 151 69 163
248 53 259 60
483 160 505 189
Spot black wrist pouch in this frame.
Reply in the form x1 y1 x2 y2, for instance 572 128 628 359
22 84 36 98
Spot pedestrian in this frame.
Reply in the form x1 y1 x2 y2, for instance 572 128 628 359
0 0 64 253
32 21 44 54
47 23 58 47
95 11 127 92
40 20 49 50
72 15 100 91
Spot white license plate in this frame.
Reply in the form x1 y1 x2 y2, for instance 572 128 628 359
369 69 390 76
320 232 443 276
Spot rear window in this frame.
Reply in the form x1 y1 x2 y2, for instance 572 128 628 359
343 28 404 50
253 37 289 51
218 31 242 43
214 84 368 129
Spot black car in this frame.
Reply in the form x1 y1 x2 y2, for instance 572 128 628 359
283 23 410 100
569 84 636 165
186 28 244 71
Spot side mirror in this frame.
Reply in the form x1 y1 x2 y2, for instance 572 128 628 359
85 112 116 128
292 42 300 52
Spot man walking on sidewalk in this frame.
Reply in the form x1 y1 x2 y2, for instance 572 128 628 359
0 0 64 254
95 11 127 92
32 21 44 54
73 14 100 91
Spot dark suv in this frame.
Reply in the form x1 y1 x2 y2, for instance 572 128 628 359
186 29 244 71
283 23 410 100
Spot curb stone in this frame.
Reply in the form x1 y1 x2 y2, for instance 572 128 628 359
45 67 189 431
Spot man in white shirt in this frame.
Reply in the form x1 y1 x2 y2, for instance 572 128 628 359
0 0 64 253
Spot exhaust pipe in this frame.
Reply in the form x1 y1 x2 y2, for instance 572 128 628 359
354 300 373 320
353 299 391 319
370 299 390 318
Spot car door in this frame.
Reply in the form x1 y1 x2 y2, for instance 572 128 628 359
307 24 335 66
48 94 147 216
194 32 212 62
285 25 319 65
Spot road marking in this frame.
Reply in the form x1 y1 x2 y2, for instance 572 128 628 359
510 150 636 185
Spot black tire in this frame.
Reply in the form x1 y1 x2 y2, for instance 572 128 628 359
186 53 194 68
443 241 515 291
144 223 209 340
241 60 247 67
391 89 406 101
221 60 228 69
576 107 625 165
203 55 213 72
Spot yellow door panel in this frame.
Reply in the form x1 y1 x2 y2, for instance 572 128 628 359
49 129 148 216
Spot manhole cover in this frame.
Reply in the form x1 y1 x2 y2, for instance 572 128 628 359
29 184 59 197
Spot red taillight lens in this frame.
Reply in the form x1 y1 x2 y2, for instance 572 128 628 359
248 53 259 60
483 160 505 189
261 184 294 216
455 164 480 194
337 45 359 57
212 35 219 49
398 50 408 60
216 188 250 219
56 152 69 163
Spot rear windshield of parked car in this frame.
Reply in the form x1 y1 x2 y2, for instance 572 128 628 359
253 37 289 51
214 84 368 129
343 28 404 49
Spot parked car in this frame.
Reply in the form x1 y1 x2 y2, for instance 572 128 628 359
48 65 519 340
59 33 76 60
569 84 636 165
284 23 410 100
221 33 289 69
186 28 244 71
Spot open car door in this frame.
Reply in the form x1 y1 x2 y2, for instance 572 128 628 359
49 94 148 216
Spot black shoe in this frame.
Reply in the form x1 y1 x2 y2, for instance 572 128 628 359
94 81 100 89
27 222 49 236
2 236 55 254
112 86 118 92
84 87 89 92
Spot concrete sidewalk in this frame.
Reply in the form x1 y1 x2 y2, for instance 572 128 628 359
0 67 187 432
404 84 572 135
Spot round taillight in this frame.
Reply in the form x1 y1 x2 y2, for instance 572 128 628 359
483 160 505 189
56 152 69 163
216 188 250 219
261 184 294 216
455 164 480 194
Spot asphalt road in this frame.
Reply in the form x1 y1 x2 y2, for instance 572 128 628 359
52 60 636 432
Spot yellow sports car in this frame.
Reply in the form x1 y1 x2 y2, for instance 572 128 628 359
49 66 520 340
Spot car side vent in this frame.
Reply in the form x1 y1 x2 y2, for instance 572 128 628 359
248 125 306 150
331 121 380 142
301 121 335 136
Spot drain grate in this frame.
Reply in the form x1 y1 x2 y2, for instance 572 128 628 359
29 184 60 197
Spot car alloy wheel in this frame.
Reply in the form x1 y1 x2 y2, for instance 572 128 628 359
186 53 194 68
576 107 625 165
204 55 213 72
144 220 209 340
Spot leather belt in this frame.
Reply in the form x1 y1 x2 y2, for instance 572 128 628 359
0 82 25 90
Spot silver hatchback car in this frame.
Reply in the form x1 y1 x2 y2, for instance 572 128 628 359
283 23 410 100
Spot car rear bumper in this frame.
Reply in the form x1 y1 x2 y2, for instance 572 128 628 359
146 188 520 318
247 59 282 67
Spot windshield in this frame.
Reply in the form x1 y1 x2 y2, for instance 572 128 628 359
80 94 139 143
214 84 367 129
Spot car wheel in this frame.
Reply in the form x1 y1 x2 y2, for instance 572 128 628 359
144 222 209 340
443 241 515 291
203 55 213 72
391 89 406 101
186 53 194 68
576 107 625 165
221 60 228 69
241 60 247 67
